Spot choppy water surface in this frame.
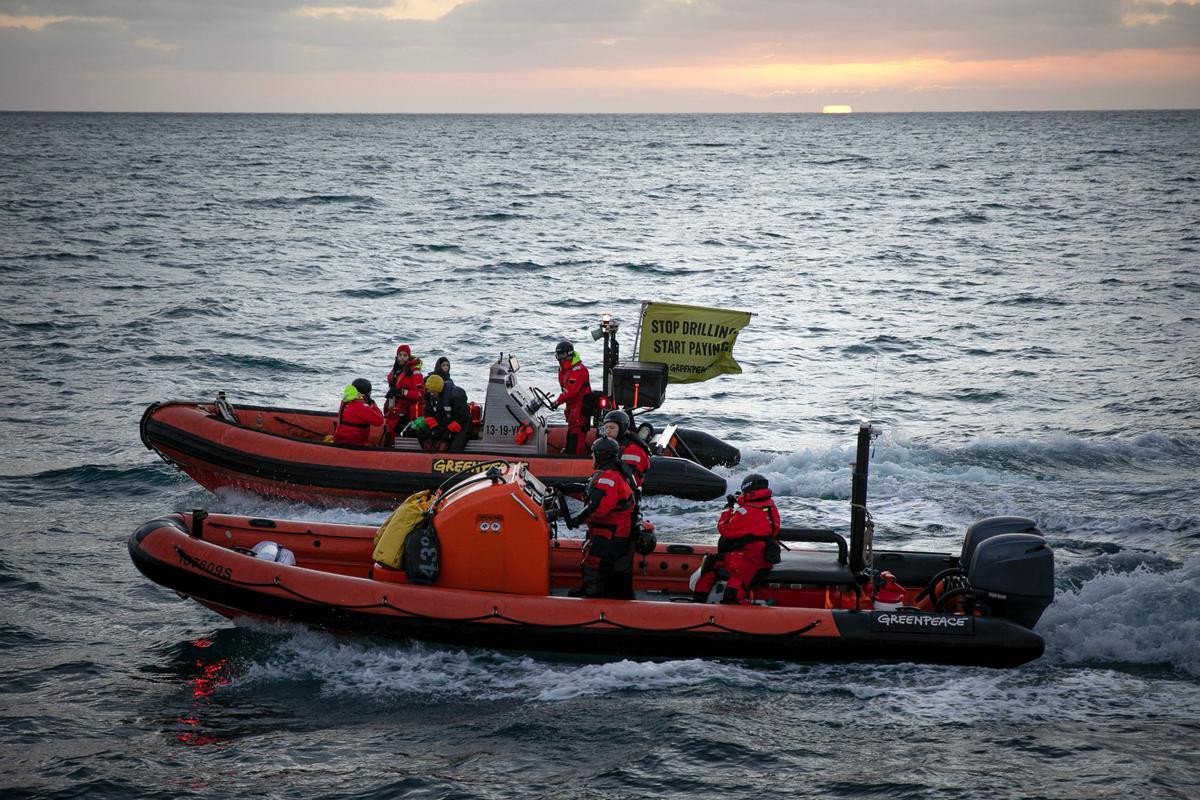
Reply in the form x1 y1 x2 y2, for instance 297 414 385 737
1 111 1198 799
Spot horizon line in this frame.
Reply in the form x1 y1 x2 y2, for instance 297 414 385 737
2 107 1198 115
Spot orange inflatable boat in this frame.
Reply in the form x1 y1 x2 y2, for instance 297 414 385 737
140 356 732 507
129 425 1053 667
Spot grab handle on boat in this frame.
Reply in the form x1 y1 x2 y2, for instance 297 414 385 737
191 509 208 541
777 528 848 565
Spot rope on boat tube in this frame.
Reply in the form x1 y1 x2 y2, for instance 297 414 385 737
172 545 824 639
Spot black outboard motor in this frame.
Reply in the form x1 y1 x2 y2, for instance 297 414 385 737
961 516 1042 568
967 531 1054 629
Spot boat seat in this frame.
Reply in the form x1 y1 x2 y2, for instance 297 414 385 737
760 550 854 586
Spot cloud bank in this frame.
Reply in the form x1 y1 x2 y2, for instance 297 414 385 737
1 0 1197 111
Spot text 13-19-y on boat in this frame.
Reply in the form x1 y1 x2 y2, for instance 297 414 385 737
140 356 731 509
129 424 1054 667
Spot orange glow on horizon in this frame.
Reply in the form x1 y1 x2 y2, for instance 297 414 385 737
537 50 1200 96
72 47 1200 113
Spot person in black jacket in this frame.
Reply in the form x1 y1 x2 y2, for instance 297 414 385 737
409 373 471 452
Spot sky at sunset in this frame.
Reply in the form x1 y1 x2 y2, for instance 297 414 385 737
1 0 1197 112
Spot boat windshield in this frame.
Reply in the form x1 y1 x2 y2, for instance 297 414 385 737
517 463 545 505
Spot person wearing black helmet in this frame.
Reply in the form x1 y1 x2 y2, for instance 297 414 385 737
564 435 638 599
553 340 593 455
332 378 385 445
692 473 782 604
601 409 652 490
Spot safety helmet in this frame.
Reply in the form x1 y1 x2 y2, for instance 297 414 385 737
424 374 445 393
740 473 769 493
352 378 372 397
591 435 620 465
602 409 631 433
555 340 574 361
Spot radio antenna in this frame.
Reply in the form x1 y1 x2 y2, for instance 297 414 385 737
869 354 880 416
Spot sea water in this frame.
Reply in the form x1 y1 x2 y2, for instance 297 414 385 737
1 111 1197 798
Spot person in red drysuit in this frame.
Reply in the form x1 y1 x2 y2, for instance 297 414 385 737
332 378 385 446
553 340 593 455
693 473 782 604
600 409 651 490
384 344 424 443
564 436 639 599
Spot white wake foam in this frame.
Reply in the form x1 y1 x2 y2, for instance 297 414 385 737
1039 557 1200 676
233 626 762 702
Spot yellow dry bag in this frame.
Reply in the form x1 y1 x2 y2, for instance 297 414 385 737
372 490 436 568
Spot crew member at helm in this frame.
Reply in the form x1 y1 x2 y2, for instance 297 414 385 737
600 409 652 490
553 340 593 455
384 344 424 444
408 373 471 453
565 436 639 599
693 473 782 604
332 378 385 446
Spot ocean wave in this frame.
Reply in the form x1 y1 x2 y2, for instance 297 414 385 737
143 352 320 374
243 194 380 208
801 661 1200 725
336 286 404 299
1039 557 1200 676
0 463 183 498
150 298 231 319
617 262 714 276
469 211 529 221
412 243 463 252
923 212 988 225
839 334 922 355
986 293 1070 307
1038 511 1198 545
955 431 1200 469
12 251 101 261
812 155 871 165
0 318 81 332
492 260 553 272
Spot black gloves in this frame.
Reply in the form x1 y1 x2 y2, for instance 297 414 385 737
725 494 737 509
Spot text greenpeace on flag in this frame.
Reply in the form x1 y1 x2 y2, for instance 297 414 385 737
636 302 751 384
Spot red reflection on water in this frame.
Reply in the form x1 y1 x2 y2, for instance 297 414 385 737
177 636 231 747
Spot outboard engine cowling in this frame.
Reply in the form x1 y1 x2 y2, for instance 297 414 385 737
961 516 1041 570
968 532 1054 629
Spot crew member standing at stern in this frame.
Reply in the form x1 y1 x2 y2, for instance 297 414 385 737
566 437 638 599
553 340 593 455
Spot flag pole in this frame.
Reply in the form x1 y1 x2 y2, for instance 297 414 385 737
633 301 649 359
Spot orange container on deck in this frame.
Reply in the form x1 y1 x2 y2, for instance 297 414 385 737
432 476 551 595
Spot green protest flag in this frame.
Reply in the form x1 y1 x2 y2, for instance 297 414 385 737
635 301 752 384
